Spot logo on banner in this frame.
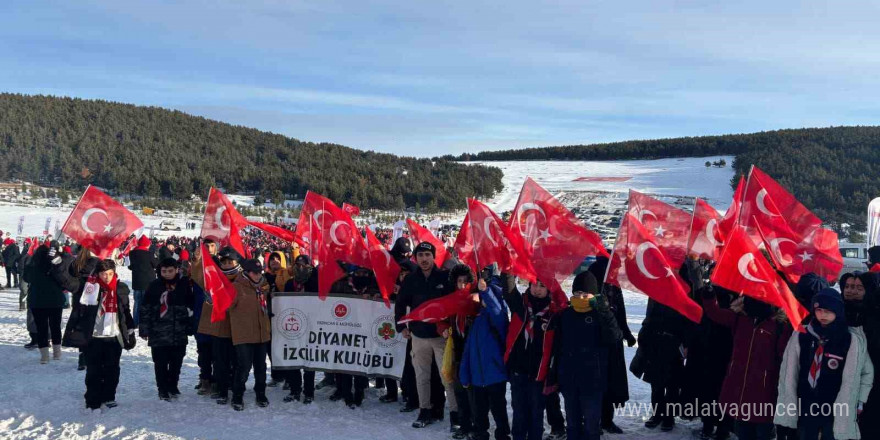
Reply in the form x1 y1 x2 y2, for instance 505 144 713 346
277 308 309 340
371 314 401 349
332 301 351 320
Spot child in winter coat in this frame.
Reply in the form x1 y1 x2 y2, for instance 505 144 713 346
139 258 195 401
552 271 622 440
457 267 511 440
775 288 874 440
228 258 272 411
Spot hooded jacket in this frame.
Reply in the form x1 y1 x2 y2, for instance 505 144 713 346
502 272 557 383
459 277 509 388
228 273 271 345
25 244 77 309
128 236 158 291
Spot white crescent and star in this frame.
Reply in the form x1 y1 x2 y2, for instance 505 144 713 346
768 237 797 267
215 207 230 232
756 189 779 217
635 242 661 280
517 202 547 236
705 219 720 247
484 217 499 246
329 221 348 246
638 208 657 224
81 208 109 234
312 210 326 226
737 254 767 283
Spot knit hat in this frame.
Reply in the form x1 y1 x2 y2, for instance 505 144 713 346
572 271 599 295
179 249 190 261
218 247 242 263
414 241 436 257
868 246 880 265
795 272 829 309
813 287 845 317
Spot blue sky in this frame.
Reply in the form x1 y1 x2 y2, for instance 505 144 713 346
2 1 879 156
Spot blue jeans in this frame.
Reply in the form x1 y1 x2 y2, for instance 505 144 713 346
510 373 547 440
132 290 144 327
561 387 603 440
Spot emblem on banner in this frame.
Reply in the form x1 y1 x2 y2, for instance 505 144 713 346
332 301 351 320
371 314 402 349
277 308 309 340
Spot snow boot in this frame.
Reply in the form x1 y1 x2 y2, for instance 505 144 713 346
412 409 435 428
602 421 624 434
53 344 62 360
40 347 50 364
24 337 38 350
645 415 663 429
216 392 229 405
256 393 269 408
159 390 171 401
197 379 211 395
232 394 244 411
302 396 313 405
449 411 460 432
660 417 675 432
78 353 87 371
103 401 118 408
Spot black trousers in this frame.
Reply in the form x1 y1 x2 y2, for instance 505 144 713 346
31 307 62 348
337 374 368 404
266 341 284 381
545 391 566 433
196 340 213 381
212 337 235 395
233 343 267 398
468 382 511 440
401 339 418 405
151 345 186 393
6 266 18 287
287 369 315 398
651 382 677 419
454 381 473 431
84 338 123 409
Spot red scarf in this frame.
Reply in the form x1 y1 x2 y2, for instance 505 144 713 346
98 275 119 315
870 263 880 273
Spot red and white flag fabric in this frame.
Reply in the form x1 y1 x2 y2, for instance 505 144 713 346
297 191 372 298
718 176 745 237
756 220 843 284
607 213 702 323
397 286 480 324
365 227 400 307
201 243 237 322
342 203 361 217
295 191 328 259
738 166 823 244
248 220 296 243
509 177 608 287
61 186 144 259
121 235 138 257
687 198 725 260
453 214 476 274
467 198 537 282
711 225 808 330
406 219 449 267
626 190 692 267
201 188 248 257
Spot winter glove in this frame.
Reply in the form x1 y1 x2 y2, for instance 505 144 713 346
625 334 637 347
700 285 715 300
48 246 63 265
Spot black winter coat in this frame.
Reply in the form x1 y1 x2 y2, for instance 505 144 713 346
24 247 77 309
128 249 158 291
394 266 451 338
139 276 195 347
62 280 136 350
2 243 21 271
630 299 692 386
552 295 622 393
604 284 635 404
62 256 100 344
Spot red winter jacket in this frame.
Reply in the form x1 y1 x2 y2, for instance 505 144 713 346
703 296 791 423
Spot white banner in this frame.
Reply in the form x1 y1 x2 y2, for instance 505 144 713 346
271 293 406 379
868 197 880 248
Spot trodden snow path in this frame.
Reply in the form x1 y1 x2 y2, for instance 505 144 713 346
0 286 699 440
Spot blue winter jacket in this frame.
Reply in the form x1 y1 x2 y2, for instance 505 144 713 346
459 277 509 387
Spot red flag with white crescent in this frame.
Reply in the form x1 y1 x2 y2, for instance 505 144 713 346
712 225 808 331
406 219 449 267
398 286 479 324
755 220 843 284
626 190 692 268
509 177 608 288
718 176 745 237
201 188 248 257
342 203 361 216
61 186 144 259
467 198 537 282
201 244 237 323
453 214 477 274
738 166 823 245
611 213 702 323
687 198 725 261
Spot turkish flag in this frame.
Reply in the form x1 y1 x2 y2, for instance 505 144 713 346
342 203 361 216
298 191 372 298
406 219 449 267
687 198 725 260
626 190 692 267
739 166 823 244
201 243 238 322
712 225 808 330
398 286 479 324
453 214 476 274
755 219 843 284
509 177 608 287
610 213 702 323
61 186 144 259
201 188 248 257
365 227 400 307
718 176 745 237
248 221 296 243
467 198 537 282
121 235 138 257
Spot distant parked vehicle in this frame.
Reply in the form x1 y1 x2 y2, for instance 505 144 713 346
159 220 182 231
839 242 869 276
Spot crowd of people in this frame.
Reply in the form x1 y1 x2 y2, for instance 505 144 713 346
3 225 880 440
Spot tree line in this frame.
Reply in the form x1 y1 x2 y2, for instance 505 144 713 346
0 94 503 211
446 127 880 228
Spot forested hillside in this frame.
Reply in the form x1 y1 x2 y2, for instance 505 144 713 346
450 127 880 227
0 94 503 210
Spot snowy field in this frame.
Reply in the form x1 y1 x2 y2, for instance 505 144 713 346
0 157 736 439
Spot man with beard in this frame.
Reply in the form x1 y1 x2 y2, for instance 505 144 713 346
395 242 458 428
